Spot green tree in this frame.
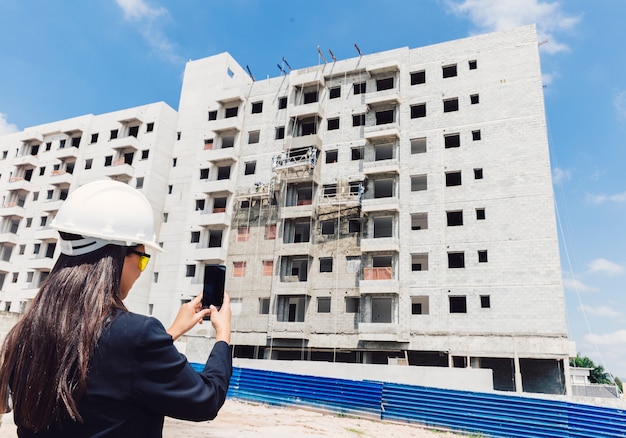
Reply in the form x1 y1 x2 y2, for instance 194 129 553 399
615 377 623 393
570 354 614 385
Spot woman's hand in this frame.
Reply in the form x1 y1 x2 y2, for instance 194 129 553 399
209 293 231 344
166 294 210 341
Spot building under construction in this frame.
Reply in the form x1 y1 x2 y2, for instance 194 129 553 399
0 25 570 395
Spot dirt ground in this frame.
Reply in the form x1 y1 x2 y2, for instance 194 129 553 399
0 399 463 437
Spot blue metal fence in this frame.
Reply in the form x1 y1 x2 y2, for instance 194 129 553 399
193 364 626 437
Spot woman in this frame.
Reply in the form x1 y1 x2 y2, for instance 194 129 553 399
0 180 232 437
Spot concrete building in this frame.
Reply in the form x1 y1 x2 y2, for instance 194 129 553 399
0 24 570 394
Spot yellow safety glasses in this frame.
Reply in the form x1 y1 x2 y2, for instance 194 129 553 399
128 249 151 272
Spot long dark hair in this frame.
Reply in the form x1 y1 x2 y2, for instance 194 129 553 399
0 239 128 432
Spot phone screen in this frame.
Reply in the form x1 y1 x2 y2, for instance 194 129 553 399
202 264 226 310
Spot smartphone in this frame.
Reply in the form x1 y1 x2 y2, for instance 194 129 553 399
202 264 226 311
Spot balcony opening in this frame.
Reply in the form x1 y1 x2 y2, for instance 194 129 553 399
224 106 239 118
373 216 393 238
128 126 139 138
376 77 394 91
213 197 227 213
221 134 235 148
281 256 309 282
373 178 394 198
371 297 393 323
217 165 231 180
375 109 394 125
303 90 318 104
374 143 394 161
411 212 428 230
283 220 310 244
277 295 307 322
286 184 313 207
208 230 223 247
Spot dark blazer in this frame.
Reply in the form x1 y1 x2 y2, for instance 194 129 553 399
17 310 232 437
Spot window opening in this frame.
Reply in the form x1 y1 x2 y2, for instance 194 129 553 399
411 253 428 271
410 137 427 154
251 101 263 114
411 175 427 192
446 171 462 187
478 250 488 263
411 213 428 230
444 134 460 148
447 211 463 226
443 98 459 112
448 252 465 268
442 64 458 78
410 70 426 85
317 297 331 313
319 257 333 273
449 296 467 313
410 104 426 119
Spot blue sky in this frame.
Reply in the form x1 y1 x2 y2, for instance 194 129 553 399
1 0 625 379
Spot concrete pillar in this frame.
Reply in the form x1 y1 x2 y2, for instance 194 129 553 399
514 355 523 393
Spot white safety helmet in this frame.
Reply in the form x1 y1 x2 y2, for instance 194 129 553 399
50 180 163 256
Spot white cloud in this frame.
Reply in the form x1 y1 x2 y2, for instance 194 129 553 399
445 0 581 54
615 90 626 121
115 0 182 64
0 113 18 135
587 258 624 276
552 167 571 184
116 0 165 20
585 330 626 346
562 277 599 293
586 191 626 204
579 304 621 319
